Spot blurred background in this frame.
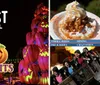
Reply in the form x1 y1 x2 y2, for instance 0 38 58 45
50 0 100 18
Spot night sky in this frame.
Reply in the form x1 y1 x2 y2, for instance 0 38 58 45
0 0 48 58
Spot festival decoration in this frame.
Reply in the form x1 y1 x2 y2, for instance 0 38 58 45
38 50 48 71
31 17 41 31
18 3 48 85
35 32 46 49
35 32 49 85
39 72 49 85
18 60 26 83
34 3 48 17
38 20 48 34
0 43 8 64
38 47 49 85
31 3 48 40
26 32 35 45
18 60 40 84
22 45 39 65
25 63 40 84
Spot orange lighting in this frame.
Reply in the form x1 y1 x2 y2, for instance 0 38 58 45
65 46 95 54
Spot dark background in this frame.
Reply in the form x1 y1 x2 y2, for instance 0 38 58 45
50 0 100 17
51 0 92 10
0 0 48 58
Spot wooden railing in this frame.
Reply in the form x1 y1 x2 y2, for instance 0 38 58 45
58 64 94 85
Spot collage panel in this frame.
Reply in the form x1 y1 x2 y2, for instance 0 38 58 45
50 0 100 85
50 0 100 40
50 46 100 85
0 0 49 85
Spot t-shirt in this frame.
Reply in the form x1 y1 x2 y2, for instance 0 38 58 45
78 58 83 65
56 75 62 83
68 67 73 75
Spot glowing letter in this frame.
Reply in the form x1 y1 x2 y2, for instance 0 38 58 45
2 11 8 23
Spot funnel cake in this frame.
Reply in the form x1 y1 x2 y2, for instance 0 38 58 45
59 1 96 39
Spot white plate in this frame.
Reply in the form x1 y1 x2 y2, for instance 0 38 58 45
50 11 100 40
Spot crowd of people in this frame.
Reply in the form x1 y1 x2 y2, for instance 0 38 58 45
51 47 100 85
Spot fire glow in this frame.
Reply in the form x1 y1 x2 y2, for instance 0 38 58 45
0 64 14 73
65 46 95 54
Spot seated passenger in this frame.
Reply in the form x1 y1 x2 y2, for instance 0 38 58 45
51 67 63 85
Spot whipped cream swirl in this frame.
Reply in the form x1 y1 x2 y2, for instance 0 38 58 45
65 1 86 20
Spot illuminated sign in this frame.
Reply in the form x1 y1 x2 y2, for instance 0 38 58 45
0 43 14 73
0 64 14 73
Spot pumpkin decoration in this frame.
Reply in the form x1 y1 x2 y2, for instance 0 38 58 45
38 20 48 34
32 3 48 34
41 6 48 15
31 17 41 31
25 63 40 84
38 51 48 71
19 3 49 84
35 32 49 85
0 43 8 64
18 59 40 84
26 32 35 45
35 32 48 71
35 32 47 50
38 48 49 85
18 59 27 83
22 45 40 65
34 3 48 18
39 72 49 85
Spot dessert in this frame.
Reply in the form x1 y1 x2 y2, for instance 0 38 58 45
59 1 96 39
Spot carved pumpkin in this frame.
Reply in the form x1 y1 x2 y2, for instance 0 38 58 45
39 72 49 85
34 3 48 17
35 31 49 85
18 59 40 84
26 32 35 45
38 47 49 85
22 45 40 65
0 44 8 64
38 51 48 71
31 17 41 31
25 63 40 84
18 59 26 83
35 32 46 50
38 20 48 34
35 32 48 70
